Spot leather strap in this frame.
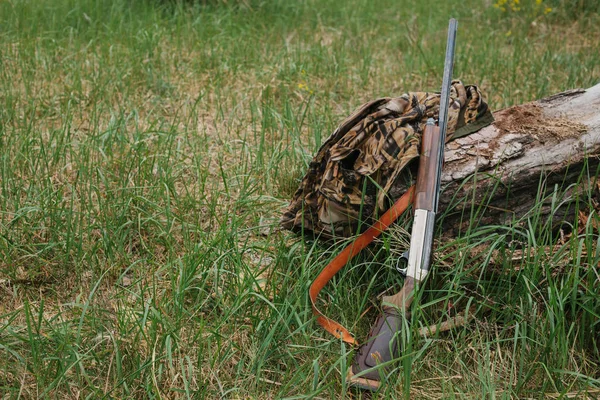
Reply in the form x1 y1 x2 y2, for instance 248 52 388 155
309 186 415 345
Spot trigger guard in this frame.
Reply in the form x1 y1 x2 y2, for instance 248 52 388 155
395 251 409 276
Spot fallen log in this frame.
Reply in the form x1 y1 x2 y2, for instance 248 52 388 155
435 84 600 234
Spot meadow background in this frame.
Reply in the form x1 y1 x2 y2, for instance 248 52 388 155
1 0 599 398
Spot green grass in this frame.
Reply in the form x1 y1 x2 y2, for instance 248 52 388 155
1 0 599 398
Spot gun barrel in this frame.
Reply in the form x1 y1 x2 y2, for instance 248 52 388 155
434 18 458 213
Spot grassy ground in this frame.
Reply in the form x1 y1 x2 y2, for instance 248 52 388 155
1 0 599 398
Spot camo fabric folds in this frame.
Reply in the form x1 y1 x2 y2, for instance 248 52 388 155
281 80 492 239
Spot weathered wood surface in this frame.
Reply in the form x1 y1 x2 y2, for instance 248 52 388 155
438 83 600 233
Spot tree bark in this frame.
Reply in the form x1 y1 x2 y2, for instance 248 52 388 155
437 84 600 234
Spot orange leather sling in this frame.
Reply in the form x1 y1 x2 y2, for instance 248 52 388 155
309 185 415 345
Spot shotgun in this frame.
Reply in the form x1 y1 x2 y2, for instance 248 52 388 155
348 18 458 391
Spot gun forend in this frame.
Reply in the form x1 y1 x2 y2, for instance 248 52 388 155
414 119 443 212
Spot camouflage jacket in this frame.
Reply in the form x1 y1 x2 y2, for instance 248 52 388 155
281 80 493 239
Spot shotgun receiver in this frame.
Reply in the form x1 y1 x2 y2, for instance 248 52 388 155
348 19 458 391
